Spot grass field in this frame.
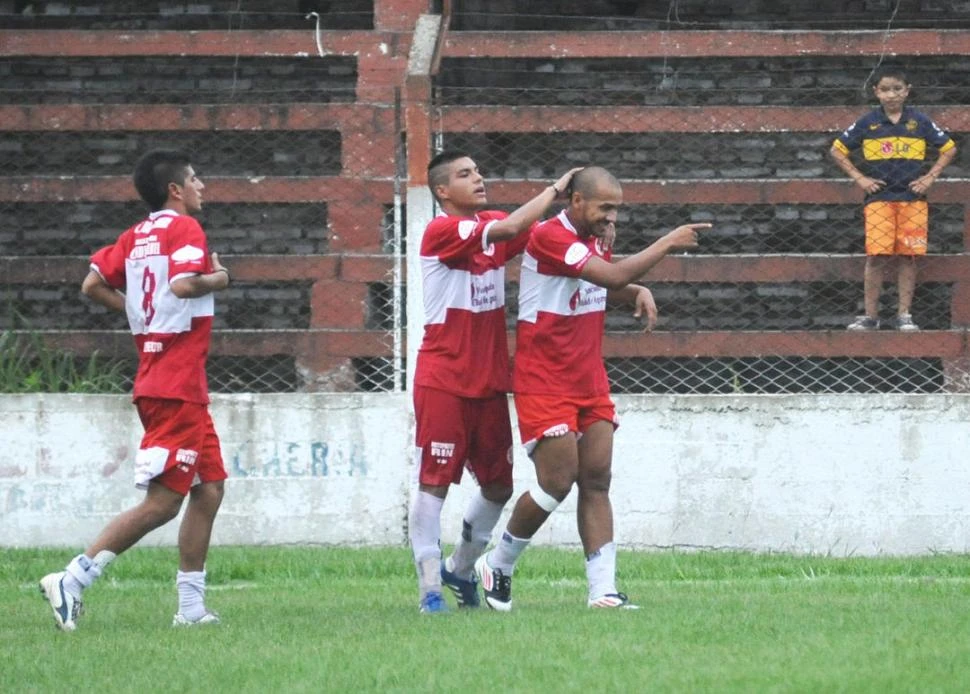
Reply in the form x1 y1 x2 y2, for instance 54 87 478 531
4 546 970 693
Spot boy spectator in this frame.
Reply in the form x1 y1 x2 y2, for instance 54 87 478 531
831 66 956 331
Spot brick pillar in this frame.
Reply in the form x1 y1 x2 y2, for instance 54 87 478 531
374 0 430 31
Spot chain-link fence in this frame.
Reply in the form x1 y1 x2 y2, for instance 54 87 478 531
432 36 970 394
3 1 970 395
0 2 404 393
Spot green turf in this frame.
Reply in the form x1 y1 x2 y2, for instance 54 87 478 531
4 547 970 693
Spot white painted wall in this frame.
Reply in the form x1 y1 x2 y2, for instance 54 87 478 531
2 393 968 555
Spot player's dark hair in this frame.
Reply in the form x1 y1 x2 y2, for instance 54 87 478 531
133 149 192 212
871 65 908 88
427 150 472 201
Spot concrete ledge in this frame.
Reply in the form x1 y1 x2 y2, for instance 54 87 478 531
4 392 970 555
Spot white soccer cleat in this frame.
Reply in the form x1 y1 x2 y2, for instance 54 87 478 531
172 610 221 627
39 572 83 631
588 592 640 609
474 554 512 612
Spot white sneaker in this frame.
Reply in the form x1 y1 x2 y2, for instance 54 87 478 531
172 611 221 627
588 592 640 609
474 554 512 612
39 572 83 631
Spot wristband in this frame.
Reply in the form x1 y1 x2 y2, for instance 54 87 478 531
216 268 231 283
550 184 561 196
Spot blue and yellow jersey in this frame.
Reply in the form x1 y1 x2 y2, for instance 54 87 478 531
833 106 955 201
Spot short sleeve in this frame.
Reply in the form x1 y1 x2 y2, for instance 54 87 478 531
833 116 865 154
921 114 954 151
528 225 593 278
422 214 501 263
167 217 210 282
89 239 129 289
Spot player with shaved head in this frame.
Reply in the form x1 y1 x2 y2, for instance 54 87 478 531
476 166 711 610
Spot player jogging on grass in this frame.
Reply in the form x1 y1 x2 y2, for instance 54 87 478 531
39 149 230 630
475 166 710 610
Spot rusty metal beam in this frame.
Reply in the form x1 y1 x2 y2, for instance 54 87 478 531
438 105 970 134
0 103 392 132
0 30 394 58
0 176 393 203
442 29 970 59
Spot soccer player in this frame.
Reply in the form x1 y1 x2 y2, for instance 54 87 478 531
39 149 231 630
475 166 709 610
410 150 582 613
831 65 956 331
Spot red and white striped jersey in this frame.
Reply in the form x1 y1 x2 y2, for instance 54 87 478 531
414 210 531 398
90 209 214 404
514 211 610 397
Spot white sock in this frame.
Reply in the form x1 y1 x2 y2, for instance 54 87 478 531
586 541 618 600
63 552 111 598
176 570 207 621
447 494 505 579
409 490 445 595
489 530 530 575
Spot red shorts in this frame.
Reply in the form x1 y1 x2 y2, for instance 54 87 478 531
413 385 513 488
864 200 928 255
514 392 618 455
134 398 227 496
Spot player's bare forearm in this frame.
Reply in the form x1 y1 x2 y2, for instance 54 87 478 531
582 223 708 290
80 270 125 312
171 252 231 299
608 284 645 305
487 168 582 242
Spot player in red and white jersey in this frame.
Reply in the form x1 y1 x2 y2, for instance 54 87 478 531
39 150 231 631
476 167 710 611
410 150 582 613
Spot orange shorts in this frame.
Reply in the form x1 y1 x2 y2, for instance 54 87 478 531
513 392 618 455
413 385 513 488
134 398 227 496
864 200 928 256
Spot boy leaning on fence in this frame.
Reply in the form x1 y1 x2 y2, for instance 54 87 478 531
830 65 957 332
39 149 231 631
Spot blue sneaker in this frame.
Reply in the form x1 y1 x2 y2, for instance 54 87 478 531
39 572 82 631
440 560 480 608
418 591 449 614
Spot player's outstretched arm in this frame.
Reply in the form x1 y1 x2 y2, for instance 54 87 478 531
171 252 231 299
581 223 710 291
486 168 583 242
81 270 125 312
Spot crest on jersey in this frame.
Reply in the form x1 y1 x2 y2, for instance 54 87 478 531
569 289 581 311
564 241 588 266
